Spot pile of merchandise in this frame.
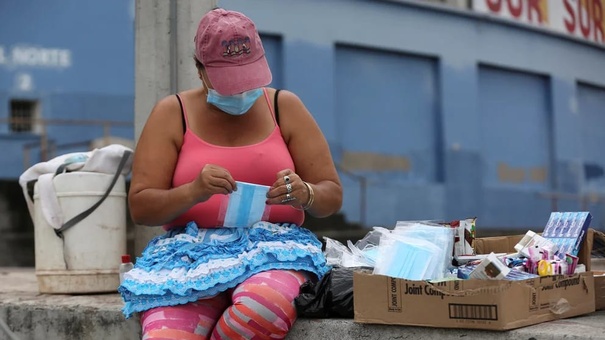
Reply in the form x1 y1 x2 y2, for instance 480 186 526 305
325 212 591 282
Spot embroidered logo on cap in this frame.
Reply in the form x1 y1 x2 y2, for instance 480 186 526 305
222 37 251 57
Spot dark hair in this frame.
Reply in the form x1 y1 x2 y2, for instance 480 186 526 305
193 54 204 70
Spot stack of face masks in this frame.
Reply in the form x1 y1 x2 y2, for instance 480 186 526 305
372 223 455 281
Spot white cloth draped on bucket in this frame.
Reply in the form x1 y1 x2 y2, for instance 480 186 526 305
18 144 134 230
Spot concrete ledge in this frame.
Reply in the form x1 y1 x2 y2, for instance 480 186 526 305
1 302 140 340
2 268 605 340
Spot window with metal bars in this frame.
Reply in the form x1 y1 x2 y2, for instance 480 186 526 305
10 99 37 133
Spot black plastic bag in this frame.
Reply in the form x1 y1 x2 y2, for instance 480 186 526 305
295 267 359 318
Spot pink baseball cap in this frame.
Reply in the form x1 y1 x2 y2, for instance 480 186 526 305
195 8 272 96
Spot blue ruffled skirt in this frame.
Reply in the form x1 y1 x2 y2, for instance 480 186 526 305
118 221 329 317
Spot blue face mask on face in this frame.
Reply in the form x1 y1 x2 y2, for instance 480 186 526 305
206 87 263 116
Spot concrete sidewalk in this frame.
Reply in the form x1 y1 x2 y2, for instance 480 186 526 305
1 268 605 340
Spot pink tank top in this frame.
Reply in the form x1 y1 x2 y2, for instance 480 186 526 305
166 89 304 229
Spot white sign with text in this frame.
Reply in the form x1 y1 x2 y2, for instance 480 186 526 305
0 45 72 68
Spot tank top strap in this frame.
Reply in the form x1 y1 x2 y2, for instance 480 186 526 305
262 88 277 125
175 93 189 131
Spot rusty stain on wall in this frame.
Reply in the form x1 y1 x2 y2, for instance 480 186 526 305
341 151 411 172
497 163 525 183
530 167 548 183
498 163 547 183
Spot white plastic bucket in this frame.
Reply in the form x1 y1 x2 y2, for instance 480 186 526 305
33 171 127 294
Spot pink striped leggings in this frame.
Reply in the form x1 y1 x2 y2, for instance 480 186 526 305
140 270 311 340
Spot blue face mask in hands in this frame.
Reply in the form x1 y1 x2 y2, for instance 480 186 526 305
222 181 271 228
206 87 263 115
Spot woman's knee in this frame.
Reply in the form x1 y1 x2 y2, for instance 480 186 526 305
217 270 310 338
141 294 229 339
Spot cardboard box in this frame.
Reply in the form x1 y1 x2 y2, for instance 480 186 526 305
594 271 605 311
354 229 598 330
473 228 595 271
354 271 595 331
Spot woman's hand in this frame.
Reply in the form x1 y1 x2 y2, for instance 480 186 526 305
266 169 310 209
189 164 237 203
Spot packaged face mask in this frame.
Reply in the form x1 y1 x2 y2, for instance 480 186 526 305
373 235 441 280
392 223 455 280
221 181 271 228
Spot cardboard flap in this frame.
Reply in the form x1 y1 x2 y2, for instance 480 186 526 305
592 230 605 257
593 272 605 310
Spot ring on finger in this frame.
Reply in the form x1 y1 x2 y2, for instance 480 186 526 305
284 175 291 184
281 193 296 203
286 183 293 194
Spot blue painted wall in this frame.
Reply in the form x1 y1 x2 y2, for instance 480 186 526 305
0 0 135 178
220 0 605 230
261 34 284 90
2 0 605 231
578 83 605 191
